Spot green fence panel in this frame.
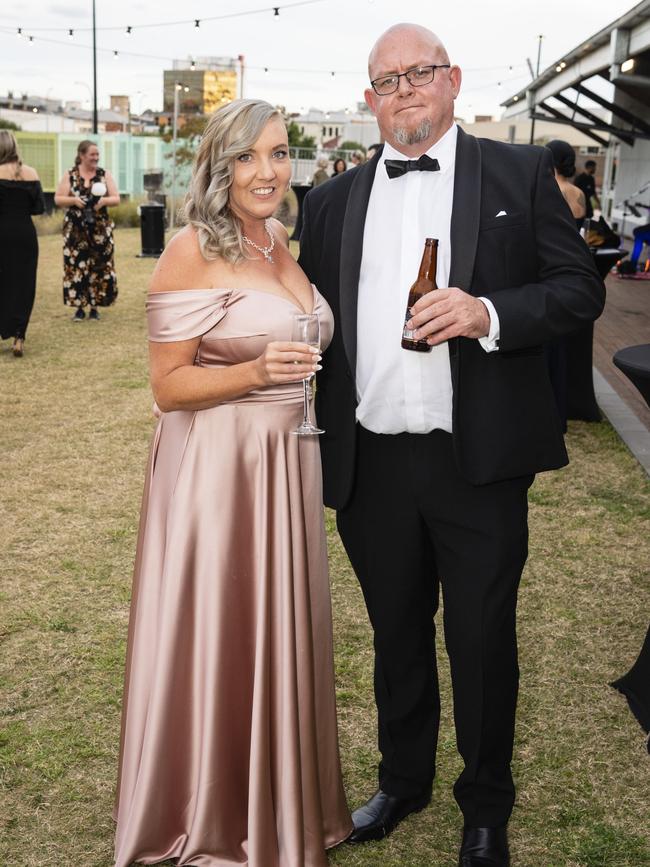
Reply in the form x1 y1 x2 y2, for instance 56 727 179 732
101 137 115 176
13 132 167 197
132 140 143 195
118 138 129 191
14 132 58 192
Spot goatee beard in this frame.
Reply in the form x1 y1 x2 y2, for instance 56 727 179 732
393 118 432 146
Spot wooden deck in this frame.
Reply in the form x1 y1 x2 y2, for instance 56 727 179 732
593 272 650 430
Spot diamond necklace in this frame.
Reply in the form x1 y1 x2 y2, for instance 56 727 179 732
242 218 275 264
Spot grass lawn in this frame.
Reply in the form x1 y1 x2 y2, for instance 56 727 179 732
1 228 649 866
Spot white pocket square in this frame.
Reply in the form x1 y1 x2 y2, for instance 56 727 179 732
495 210 507 217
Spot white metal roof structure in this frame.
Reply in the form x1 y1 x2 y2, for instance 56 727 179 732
502 0 650 147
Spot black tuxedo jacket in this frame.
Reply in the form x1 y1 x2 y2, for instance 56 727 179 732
298 127 605 510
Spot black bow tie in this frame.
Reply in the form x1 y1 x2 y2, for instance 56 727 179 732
384 154 440 179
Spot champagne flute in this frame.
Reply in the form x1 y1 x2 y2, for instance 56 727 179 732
291 313 324 435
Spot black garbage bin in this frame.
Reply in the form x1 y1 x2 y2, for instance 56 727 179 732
139 203 165 257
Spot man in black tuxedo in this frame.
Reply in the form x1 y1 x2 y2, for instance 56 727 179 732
298 23 604 867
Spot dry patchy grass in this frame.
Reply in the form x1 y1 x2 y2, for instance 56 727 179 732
1 230 649 866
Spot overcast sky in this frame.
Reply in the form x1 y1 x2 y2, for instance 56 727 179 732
0 0 641 119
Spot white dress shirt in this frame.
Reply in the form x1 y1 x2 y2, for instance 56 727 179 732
355 123 499 435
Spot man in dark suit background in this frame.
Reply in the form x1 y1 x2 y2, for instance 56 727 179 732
298 23 604 867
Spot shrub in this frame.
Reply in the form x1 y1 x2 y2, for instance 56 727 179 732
33 210 64 236
108 199 141 228
34 199 143 235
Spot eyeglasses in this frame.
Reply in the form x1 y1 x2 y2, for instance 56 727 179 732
370 64 451 96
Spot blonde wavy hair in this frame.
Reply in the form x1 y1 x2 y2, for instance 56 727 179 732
182 99 286 263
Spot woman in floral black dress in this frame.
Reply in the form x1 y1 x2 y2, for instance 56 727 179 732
54 140 120 321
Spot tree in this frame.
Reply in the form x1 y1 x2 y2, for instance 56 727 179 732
161 114 208 144
0 119 21 131
339 140 365 154
178 116 209 140
163 115 209 171
332 141 366 159
287 121 316 158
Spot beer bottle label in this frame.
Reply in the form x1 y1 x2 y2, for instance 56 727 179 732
402 307 414 339
402 296 420 341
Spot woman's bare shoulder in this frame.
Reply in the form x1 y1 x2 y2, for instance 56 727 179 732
55 171 72 190
20 164 39 181
149 226 204 294
148 226 236 294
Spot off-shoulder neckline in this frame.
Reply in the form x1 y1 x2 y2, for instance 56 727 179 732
0 178 41 184
148 284 318 315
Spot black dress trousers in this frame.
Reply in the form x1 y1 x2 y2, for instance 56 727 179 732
336 425 532 828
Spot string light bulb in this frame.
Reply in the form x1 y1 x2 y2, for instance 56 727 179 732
17 27 22 36
273 7 280 17
264 67 269 74
190 59 196 70
68 28 74 39
113 50 119 58
194 19 200 28
28 36 34 45
126 25 132 35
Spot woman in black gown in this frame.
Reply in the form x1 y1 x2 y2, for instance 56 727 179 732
0 131 45 357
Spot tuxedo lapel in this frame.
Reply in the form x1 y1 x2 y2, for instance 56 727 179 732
449 127 481 293
338 157 378 374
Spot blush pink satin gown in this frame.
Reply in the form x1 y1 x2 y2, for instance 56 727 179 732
113 287 352 867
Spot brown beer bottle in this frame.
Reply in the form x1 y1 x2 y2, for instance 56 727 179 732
401 237 439 352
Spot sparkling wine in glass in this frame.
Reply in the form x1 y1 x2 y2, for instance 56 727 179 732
291 313 324 436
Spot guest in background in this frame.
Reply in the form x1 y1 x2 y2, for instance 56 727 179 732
366 143 382 160
311 156 330 187
0 131 45 357
544 139 587 433
54 140 120 322
629 209 650 272
546 139 586 228
332 157 347 175
574 159 600 223
350 150 366 167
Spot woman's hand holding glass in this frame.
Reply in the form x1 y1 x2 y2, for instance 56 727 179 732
254 341 321 387
291 313 324 435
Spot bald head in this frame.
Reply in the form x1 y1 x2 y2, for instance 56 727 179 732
364 22 461 157
368 23 449 78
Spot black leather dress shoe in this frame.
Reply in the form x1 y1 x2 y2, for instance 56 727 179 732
458 826 510 866
348 788 431 843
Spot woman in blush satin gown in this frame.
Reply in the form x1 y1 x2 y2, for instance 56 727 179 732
113 99 352 867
